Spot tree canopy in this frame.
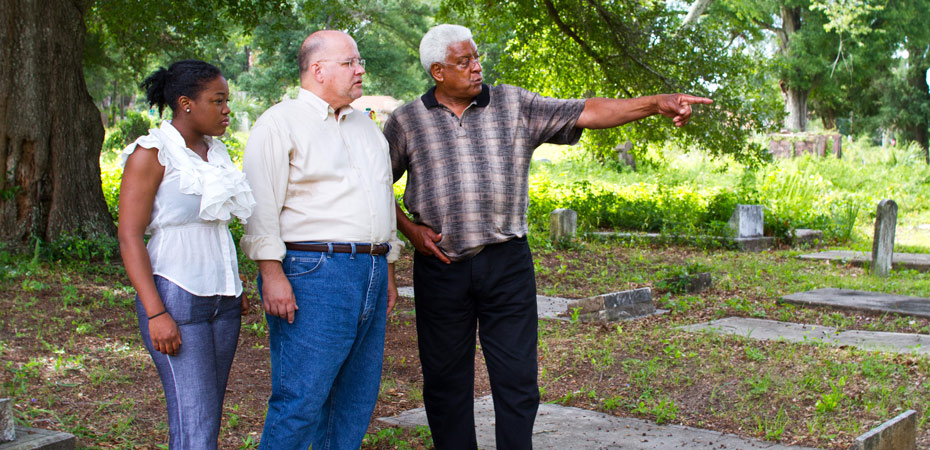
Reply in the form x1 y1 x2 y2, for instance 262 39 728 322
440 0 783 165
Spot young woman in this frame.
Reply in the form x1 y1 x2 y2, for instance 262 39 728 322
118 60 254 449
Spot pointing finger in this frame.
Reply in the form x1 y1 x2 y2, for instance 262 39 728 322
680 95 713 105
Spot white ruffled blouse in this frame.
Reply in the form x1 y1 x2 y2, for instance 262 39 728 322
121 121 255 297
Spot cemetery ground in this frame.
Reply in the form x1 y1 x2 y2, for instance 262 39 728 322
1 237 930 450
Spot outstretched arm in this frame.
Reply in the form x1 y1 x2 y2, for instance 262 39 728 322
575 94 713 129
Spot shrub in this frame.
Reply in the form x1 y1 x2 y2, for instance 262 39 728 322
43 231 119 263
102 111 154 153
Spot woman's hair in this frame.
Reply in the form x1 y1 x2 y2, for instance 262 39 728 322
419 24 475 75
141 60 222 115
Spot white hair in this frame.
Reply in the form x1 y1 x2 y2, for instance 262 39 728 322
419 24 475 74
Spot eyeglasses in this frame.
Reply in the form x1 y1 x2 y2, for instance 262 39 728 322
439 54 484 70
316 58 366 69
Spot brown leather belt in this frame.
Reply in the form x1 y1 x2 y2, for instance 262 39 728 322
284 242 389 255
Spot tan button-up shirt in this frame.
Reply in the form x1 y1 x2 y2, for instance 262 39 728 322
241 89 402 262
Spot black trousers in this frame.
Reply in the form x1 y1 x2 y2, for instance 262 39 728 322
413 236 539 450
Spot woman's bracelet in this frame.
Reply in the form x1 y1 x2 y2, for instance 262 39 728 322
148 310 168 320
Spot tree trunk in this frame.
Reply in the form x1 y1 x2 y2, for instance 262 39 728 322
0 0 115 249
905 45 929 162
820 108 836 130
783 86 808 132
777 6 808 132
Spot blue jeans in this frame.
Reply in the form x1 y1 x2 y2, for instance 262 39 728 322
136 275 242 450
258 246 388 450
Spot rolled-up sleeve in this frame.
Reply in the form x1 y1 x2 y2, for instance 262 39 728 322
240 118 290 261
386 202 404 263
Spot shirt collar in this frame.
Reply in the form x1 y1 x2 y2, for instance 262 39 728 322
298 88 355 121
160 120 216 152
421 84 490 109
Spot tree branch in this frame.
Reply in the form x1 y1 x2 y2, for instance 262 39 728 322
542 0 634 97
585 0 678 89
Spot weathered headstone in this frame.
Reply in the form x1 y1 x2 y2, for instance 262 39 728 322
768 133 842 159
549 209 577 242
851 410 916 450
790 228 823 246
871 199 897 277
563 288 654 321
660 272 712 294
613 141 635 171
728 205 763 238
0 399 12 442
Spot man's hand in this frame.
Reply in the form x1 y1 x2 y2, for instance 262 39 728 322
406 223 451 264
656 94 713 127
149 314 182 356
395 201 451 264
258 261 298 323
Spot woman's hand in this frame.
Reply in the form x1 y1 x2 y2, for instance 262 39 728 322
149 314 182 356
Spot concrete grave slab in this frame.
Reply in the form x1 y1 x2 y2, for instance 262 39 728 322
378 395 820 450
401 287 664 322
681 317 930 355
587 231 775 252
0 427 75 450
852 410 916 450
732 236 777 252
798 250 930 272
781 288 930 319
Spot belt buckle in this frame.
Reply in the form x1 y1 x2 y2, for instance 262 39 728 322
369 243 377 255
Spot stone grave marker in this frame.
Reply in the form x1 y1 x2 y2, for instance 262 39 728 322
851 409 916 450
767 133 842 159
613 140 636 170
871 199 897 277
791 228 823 246
0 399 12 442
728 205 763 237
562 287 654 321
549 208 577 242
727 205 774 251
659 272 712 294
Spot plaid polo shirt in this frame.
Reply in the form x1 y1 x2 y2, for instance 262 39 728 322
384 84 585 261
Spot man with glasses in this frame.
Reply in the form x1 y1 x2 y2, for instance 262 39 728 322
384 24 712 450
241 29 402 450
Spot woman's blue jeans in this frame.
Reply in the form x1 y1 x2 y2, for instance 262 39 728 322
257 247 388 450
135 275 242 450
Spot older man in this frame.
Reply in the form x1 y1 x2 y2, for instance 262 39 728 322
241 30 402 450
383 24 712 450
